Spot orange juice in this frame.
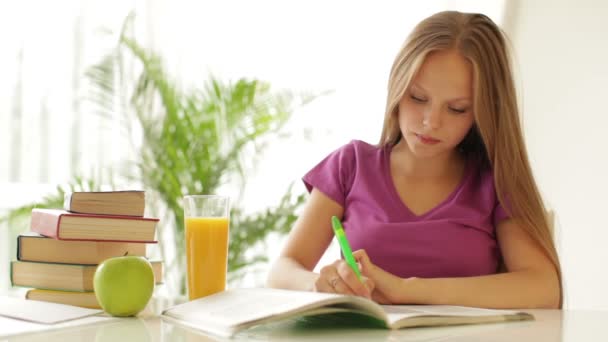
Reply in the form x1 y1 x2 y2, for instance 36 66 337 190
185 217 229 300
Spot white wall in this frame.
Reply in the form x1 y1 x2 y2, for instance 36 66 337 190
0 183 57 294
504 0 608 310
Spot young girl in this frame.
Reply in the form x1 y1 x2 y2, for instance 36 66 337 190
267 11 561 309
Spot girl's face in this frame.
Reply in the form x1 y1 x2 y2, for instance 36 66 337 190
397 49 475 160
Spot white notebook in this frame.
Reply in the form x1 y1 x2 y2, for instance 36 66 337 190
0 296 116 338
0 315 117 338
0 296 102 324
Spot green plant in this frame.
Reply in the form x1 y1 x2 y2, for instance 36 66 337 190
3 14 314 295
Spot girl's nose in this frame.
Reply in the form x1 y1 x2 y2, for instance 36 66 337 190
422 106 442 129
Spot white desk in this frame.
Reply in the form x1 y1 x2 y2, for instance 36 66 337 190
3 309 607 341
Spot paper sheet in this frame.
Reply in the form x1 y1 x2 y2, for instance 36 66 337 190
0 314 117 338
0 296 102 324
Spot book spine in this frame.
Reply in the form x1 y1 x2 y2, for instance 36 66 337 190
30 210 61 239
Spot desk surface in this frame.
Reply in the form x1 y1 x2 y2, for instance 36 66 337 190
4 308 608 342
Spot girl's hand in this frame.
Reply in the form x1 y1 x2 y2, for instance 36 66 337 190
354 249 410 304
371 288 393 304
313 259 374 299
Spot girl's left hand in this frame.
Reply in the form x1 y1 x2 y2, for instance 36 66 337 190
353 249 410 304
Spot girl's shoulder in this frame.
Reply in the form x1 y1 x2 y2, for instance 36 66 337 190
341 139 385 157
321 139 385 174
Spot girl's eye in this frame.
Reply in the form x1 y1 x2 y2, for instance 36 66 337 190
410 95 427 103
449 107 467 114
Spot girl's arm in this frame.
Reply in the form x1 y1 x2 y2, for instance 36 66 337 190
266 189 370 297
356 218 561 309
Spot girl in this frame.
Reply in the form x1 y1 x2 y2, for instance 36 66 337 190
267 11 561 309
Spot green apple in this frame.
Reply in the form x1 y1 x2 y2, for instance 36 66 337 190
94 255 155 317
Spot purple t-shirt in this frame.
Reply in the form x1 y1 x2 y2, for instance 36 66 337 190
303 140 509 279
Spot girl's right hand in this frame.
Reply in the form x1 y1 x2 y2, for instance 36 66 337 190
312 259 374 299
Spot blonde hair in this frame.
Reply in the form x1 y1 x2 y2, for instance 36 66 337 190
379 11 562 306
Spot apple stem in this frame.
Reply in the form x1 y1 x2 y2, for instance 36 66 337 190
124 251 129 256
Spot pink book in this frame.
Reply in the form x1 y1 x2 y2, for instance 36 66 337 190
30 208 158 243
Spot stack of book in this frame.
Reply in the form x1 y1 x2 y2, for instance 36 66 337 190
10 190 163 309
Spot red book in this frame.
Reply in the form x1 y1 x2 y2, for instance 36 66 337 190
30 208 158 243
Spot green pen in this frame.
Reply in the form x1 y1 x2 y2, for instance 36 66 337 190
331 216 363 281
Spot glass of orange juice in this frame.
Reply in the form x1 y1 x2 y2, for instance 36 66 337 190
183 195 230 301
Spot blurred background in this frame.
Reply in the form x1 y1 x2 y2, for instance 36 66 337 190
1 0 607 310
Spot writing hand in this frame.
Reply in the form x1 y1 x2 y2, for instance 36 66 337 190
354 249 408 304
313 259 374 299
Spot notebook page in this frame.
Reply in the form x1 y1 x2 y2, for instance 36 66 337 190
382 305 526 325
0 296 103 324
0 315 117 338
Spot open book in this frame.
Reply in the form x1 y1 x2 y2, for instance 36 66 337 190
161 288 534 337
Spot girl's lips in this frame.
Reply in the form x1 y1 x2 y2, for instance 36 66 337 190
416 133 440 144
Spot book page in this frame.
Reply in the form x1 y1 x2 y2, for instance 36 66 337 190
164 288 339 325
0 296 103 324
382 305 532 327
162 288 381 333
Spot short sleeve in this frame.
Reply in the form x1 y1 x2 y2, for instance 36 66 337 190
302 141 357 207
493 198 511 227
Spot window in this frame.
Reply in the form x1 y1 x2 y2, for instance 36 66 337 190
0 0 505 292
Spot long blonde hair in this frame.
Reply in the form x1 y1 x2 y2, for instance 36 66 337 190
379 11 562 306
